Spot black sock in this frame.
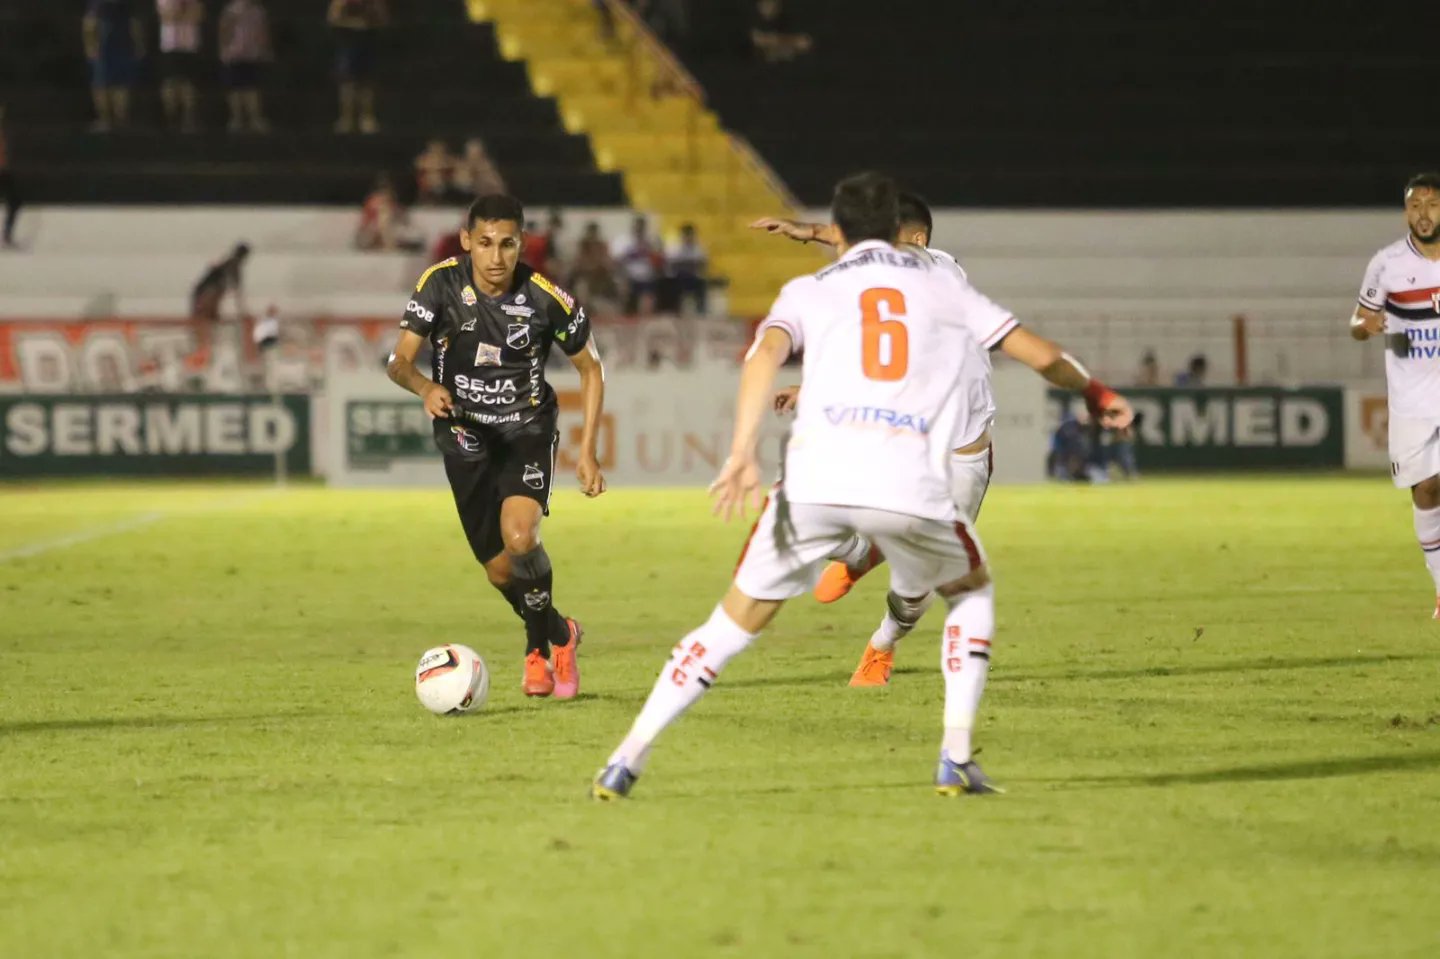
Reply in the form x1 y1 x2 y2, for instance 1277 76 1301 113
500 584 568 650
510 546 558 658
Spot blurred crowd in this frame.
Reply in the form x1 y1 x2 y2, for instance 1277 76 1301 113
82 0 390 134
603 0 813 62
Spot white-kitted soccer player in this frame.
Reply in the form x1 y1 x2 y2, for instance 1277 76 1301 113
1350 172 1440 617
756 194 1000 687
592 173 1133 800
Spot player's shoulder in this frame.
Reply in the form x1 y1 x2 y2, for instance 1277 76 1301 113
1372 237 1413 263
522 265 578 315
414 256 462 293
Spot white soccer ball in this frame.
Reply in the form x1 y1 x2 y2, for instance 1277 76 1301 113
415 644 490 715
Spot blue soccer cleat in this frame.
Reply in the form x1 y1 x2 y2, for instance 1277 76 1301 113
591 762 638 801
934 752 1004 796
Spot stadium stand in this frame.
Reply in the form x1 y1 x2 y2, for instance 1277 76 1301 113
0 0 622 205
679 0 1426 207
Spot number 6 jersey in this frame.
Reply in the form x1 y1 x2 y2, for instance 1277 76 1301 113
758 239 1017 522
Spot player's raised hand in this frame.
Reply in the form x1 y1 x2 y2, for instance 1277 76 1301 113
422 383 455 419
749 217 812 243
773 385 800 413
577 453 607 498
709 453 763 522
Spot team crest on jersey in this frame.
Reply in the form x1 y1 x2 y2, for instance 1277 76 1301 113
450 425 481 452
474 342 502 366
506 324 531 350
515 294 526 305
461 285 478 306
522 464 546 489
532 274 575 315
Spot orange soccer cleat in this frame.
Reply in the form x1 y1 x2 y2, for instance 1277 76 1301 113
848 643 894 687
551 618 584 700
813 546 883 604
523 650 555 697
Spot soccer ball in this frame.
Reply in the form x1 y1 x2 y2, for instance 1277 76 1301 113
415 644 490 715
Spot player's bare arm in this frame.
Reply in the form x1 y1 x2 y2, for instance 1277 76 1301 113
999 326 1134 429
1350 305 1385 340
386 328 453 418
712 326 791 521
568 337 607 498
749 217 841 247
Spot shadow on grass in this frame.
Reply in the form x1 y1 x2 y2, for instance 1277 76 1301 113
0 710 324 736
1073 750 1440 788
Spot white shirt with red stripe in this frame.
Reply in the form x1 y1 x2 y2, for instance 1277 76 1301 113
926 246 997 448
1358 236 1440 418
758 239 1017 522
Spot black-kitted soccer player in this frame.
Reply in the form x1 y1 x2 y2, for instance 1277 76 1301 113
387 194 607 699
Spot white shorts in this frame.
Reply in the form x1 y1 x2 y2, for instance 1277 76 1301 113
733 497 987 602
1389 415 1440 489
951 445 994 524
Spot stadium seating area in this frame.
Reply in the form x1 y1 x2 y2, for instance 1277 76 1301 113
682 0 1425 206
0 0 622 205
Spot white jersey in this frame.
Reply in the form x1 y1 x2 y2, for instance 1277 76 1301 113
759 239 1017 522
926 246 997 447
1358 236 1440 418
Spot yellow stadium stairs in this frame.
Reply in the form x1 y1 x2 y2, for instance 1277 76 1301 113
468 0 823 317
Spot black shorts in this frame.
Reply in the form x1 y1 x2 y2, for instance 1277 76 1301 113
444 429 559 564
160 50 203 83
223 61 262 90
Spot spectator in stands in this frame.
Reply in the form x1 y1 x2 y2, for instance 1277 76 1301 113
1174 353 1208 387
452 138 505 197
355 173 421 252
751 0 812 63
1136 349 1160 386
156 0 204 132
1048 410 1089 481
430 218 465 264
219 0 272 133
329 0 388 134
83 0 144 132
665 222 708 315
414 140 458 205
521 212 567 275
0 106 19 249
570 221 622 311
612 215 661 315
192 243 251 323
545 210 569 274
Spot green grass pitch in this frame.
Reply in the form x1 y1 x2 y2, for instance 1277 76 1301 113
2 477 1438 958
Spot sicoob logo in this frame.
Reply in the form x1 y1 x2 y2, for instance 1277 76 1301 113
405 300 435 324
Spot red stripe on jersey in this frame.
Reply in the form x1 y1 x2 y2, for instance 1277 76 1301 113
733 494 772 576
953 521 982 570
1388 286 1440 305
981 316 1018 348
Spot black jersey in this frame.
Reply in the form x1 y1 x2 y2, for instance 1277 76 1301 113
401 258 592 457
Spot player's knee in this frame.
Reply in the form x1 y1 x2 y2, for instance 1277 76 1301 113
886 592 929 628
935 565 991 597
501 524 540 555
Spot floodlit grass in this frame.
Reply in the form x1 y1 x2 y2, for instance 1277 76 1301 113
1 477 1437 958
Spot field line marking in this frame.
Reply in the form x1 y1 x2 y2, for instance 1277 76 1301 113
0 488 279 565
0 511 167 564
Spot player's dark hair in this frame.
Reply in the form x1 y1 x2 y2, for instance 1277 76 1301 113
832 172 899 244
467 194 525 229
1405 172 1440 196
897 191 933 244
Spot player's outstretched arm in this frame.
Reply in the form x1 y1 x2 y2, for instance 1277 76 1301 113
386 329 453 418
568 338 608 498
999 326 1134 429
1349 305 1385 341
712 327 791 520
749 218 841 248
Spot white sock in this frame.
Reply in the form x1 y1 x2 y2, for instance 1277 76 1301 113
869 591 934 652
939 583 995 763
608 605 757 773
828 534 874 570
1415 505 1440 593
